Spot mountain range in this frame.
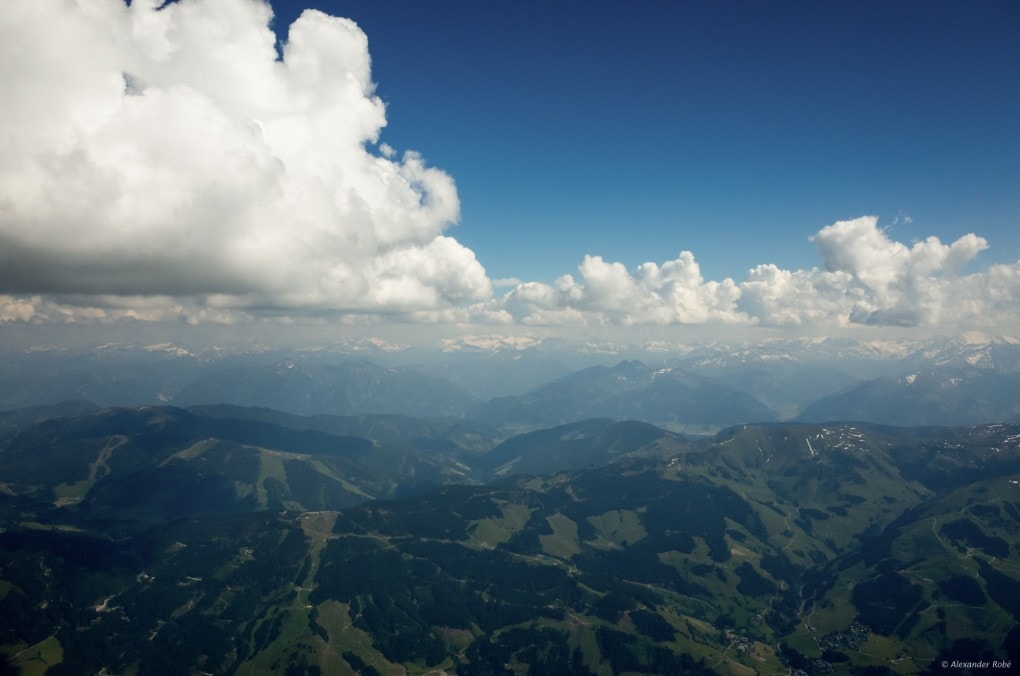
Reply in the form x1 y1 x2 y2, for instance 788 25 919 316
470 360 778 434
3 334 1019 433
1 402 1019 674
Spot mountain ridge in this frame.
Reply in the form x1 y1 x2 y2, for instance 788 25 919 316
5 334 1020 430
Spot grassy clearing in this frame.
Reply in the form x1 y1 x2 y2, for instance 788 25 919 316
234 480 255 500
539 513 581 558
308 459 373 500
469 518 509 546
783 628 820 657
163 438 216 463
306 600 351 671
256 450 290 509
569 625 610 676
298 511 336 595
9 635 63 676
314 600 396 674
52 435 127 506
718 659 759 675
856 633 916 671
235 606 310 675
467 502 534 548
798 561 864 637
585 509 646 549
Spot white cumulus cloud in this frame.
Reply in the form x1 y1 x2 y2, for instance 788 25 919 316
0 0 490 314
494 215 1017 331
500 252 744 326
737 264 857 327
810 216 990 326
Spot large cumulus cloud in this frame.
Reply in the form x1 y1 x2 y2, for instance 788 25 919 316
810 216 990 325
0 0 490 313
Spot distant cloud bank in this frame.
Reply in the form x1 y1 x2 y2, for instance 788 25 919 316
1 1 1017 334
493 215 1018 330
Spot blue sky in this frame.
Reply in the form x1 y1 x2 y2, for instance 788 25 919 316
1 0 1018 341
273 0 1020 283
